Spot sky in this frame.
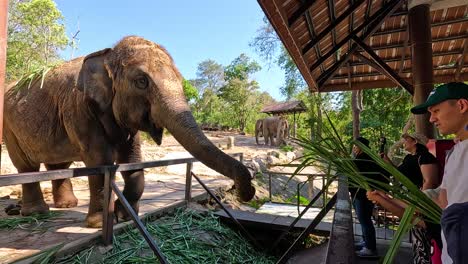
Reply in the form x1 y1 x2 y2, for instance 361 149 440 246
54 0 286 100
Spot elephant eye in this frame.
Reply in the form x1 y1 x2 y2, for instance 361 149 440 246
134 75 148 89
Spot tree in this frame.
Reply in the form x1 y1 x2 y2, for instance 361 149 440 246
7 0 69 81
182 79 198 102
194 59 225 93
220 54 262 131
250 20 305 99
224 53 261 82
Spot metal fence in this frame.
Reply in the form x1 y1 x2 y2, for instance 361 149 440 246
0 153 245 263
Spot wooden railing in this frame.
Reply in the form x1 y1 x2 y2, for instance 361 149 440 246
0 153 244 263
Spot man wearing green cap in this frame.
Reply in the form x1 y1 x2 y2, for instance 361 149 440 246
411 82 468 264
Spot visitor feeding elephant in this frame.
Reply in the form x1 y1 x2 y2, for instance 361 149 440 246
3 36 256 228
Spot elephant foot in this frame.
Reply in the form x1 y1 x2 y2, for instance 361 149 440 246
21 201 50 216
115 199 139 222
54 194 78 208
86 212 104 228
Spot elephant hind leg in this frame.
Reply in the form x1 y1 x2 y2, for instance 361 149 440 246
4 129 48 216
45 162 78 208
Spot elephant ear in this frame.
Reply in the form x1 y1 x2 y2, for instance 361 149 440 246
76 48 113 111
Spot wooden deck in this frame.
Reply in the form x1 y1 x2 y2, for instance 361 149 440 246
214 205 333 234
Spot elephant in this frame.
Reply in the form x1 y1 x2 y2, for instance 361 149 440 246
3 36 255 228
262 116 289 146
255 118 264 145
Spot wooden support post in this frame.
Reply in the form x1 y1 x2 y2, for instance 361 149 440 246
103 167 116 246
185 162 193 203
409 4 435 138
0 0 8 173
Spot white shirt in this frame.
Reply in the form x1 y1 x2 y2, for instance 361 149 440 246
440 139 468 264
440 139 468 206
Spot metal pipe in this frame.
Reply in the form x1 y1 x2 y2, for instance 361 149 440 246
191 172 263 250
112 181 169 264
185 162 193 203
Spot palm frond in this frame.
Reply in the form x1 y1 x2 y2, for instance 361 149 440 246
382 206 416 264
13 64 58 91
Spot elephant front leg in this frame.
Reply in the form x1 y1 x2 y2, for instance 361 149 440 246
21 182 50 216
46 163 78 208
82 149 114 228
115 133 144 222
115 170 144 222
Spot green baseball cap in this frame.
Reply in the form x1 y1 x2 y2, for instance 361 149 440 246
411 82 468 114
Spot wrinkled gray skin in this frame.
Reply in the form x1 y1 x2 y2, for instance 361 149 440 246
262 116 289 146
255 118 264 145
4 36 255 228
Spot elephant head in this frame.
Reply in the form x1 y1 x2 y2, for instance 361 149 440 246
76 36 255 201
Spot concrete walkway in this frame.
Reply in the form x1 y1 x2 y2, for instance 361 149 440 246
0 172 233 263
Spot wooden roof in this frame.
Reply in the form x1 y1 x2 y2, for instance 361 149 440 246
257 0 468 93
261 100 307 114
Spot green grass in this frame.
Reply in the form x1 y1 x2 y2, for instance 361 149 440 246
246 197 270 209
280 145 294 152
285 195 310 206
56 209 276 264
0 211 61 230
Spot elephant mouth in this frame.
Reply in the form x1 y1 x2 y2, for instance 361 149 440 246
149 123 163 145
142 112 164 145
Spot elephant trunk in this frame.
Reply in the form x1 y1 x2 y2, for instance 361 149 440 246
153 100 255 202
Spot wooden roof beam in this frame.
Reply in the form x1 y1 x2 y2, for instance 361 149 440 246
455 39 468 81
302 0 365 55
303 2 326 74
349 49 464 66
316 0 404 87
288 0 317 27
327 0 338 62
373 17 468 37
353 34 468 52
352 39 414 95
321 73 468 92
333 65 461 79
352 52 404 87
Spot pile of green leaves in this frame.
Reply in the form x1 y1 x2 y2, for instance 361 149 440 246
57 209 275 264
0 211 61 230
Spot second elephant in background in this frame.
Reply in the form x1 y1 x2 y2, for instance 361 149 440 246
262 116 289 146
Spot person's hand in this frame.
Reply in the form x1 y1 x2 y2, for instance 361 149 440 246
366 190 380 203
381 153 391 163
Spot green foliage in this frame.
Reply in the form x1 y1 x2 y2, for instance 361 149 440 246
280 144 294 152
190 54 271 133
0 211 61 230
383 206 416 264
7 0 69 81
286 195 310 206
193 59 225 93
182 79 198 102
246 197 270 209
224 53 261 82
250 19 305 99
57 209 276 264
